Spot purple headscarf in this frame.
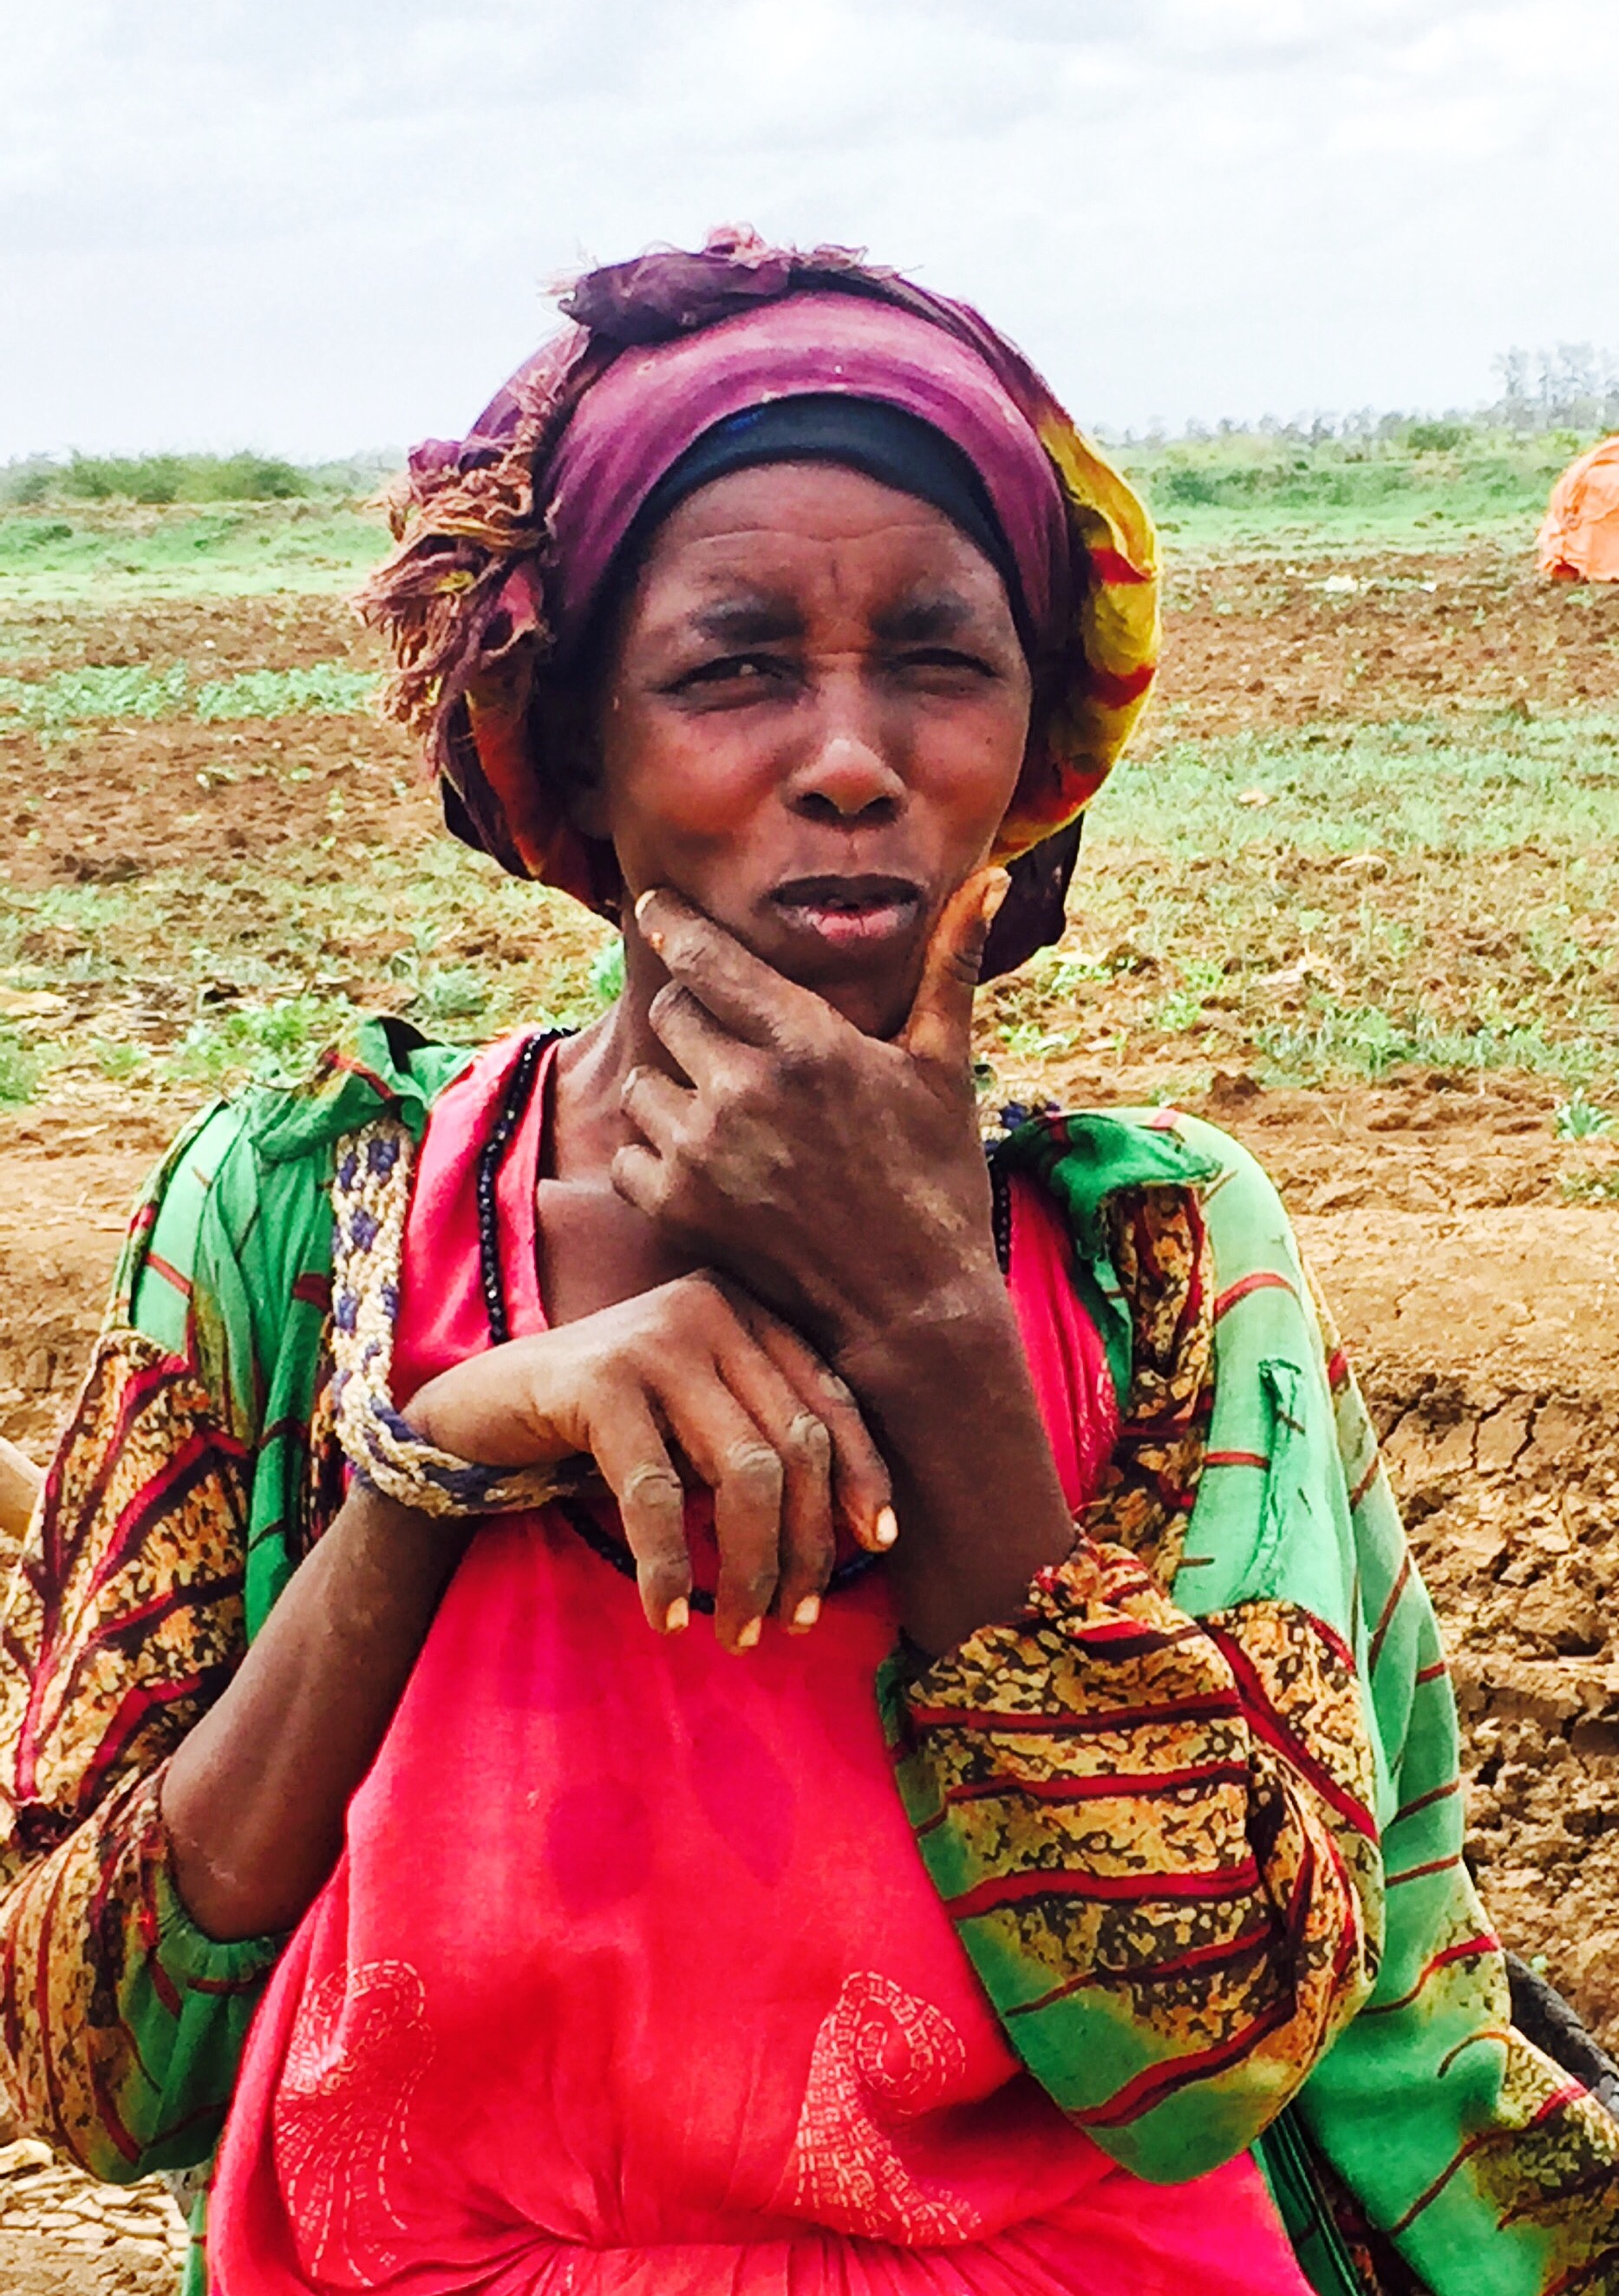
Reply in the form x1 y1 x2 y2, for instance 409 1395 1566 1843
532 292 1069 664
360 230 1160 973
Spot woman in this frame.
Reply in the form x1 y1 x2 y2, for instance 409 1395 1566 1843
0 230 1615 2296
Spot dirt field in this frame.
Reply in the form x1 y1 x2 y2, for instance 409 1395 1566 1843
3 537 1619 2286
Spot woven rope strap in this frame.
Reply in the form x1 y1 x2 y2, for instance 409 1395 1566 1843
329 1116 567 1518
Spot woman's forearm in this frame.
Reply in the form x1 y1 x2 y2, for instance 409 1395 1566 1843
839 1281 1076 1655
161 1486 469 1941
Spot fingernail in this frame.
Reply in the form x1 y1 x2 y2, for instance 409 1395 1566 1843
634 888 658 924
663 1597 689 1633
791 1593 821 1630
980 869 1011 926
736 1617 763 1650
874 1506 898 1548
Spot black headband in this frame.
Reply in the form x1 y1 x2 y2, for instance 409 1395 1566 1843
626 394 1024 628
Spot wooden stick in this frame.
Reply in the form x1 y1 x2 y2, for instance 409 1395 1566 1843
0 1436 44 1544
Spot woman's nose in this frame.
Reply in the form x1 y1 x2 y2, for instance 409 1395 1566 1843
789 692 905 824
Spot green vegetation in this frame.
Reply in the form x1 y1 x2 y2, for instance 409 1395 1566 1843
1554 1090 1614 1141
0 451 397 510
0 1026 39 1106
0 505 392 604
3 413 1603 606
0 453 401 602
1561 1168 1619 1203
588 938 626 1005
1115 422 1598 554
3 454 308 507
168 993 361 1090
0 661 375 733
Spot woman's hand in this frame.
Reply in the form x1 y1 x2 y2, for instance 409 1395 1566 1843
612 873 1008 1365
406 1274 893 1651
612 870 1084 1655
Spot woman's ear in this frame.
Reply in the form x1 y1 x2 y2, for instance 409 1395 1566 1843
551 681 612 840
565 771 611 842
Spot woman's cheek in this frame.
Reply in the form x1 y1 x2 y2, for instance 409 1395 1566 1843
917 713 1028 838
611 757 781 878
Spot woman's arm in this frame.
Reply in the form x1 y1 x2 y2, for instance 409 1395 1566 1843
159 1486 467 1939
832 1283 1074 1654
0 1318 272 2180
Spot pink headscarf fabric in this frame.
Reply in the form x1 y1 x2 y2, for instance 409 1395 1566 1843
538 293 1069 661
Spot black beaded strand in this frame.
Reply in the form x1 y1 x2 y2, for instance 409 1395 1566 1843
988 1149 1014 1278
476 1029 563 1346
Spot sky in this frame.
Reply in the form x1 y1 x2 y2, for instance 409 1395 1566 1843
3 0 1616 461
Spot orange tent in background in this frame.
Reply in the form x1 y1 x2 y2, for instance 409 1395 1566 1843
1537 435 1619 580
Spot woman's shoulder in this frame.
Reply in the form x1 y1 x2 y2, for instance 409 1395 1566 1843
116 1017 477 1368
992 1101 1292 1253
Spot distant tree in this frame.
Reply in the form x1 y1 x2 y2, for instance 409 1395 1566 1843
1492 348 1534 431
1485 343 1618 435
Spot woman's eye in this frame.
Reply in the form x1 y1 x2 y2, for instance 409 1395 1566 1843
898 648 996 678
673 653 787 693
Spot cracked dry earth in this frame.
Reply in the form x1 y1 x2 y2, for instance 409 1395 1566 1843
0 2142 187 2295
4 1080 1619 2287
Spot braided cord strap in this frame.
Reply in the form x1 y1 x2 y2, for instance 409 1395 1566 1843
330 1117 569 1518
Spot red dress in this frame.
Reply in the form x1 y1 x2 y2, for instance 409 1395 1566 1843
212 1035 1309 2296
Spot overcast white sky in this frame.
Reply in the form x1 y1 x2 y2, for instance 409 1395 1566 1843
3 0 1615 461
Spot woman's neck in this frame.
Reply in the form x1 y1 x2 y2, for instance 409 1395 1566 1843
537 960 702 1325
546 939 671 1185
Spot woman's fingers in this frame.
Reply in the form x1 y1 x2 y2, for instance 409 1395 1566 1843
708 1330 838 1631
898 867 1009 1077
620 1056 695 1143
587 1387 693 1634
636 888 830 1052
640 985 733 1094
747 1319 896 1554
609 1139 663 1219
480 1271 891 1650
652 1363 787 1652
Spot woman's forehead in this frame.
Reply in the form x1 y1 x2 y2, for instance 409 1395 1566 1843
632 464 1012 608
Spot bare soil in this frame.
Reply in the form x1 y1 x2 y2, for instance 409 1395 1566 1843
3 548 1619 2286
0 2143 186 2295
1158 547 1619 732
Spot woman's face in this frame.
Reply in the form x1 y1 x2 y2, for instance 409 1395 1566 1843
582 461 1034 1037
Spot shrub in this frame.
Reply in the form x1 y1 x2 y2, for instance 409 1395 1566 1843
1406 420 1466 454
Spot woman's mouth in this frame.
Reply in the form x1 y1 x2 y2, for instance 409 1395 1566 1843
768 875 924 951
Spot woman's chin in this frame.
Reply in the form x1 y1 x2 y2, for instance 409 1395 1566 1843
734 917 921 1032
786 956 920 1038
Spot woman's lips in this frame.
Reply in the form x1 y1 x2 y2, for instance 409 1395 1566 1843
768 874 923 951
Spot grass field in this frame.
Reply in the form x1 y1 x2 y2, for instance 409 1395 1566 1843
3 453 1617 1123
0 417 1592 601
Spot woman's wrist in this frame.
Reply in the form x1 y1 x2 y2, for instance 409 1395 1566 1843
831 1259 1012 1412
832 1272 1081 1655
